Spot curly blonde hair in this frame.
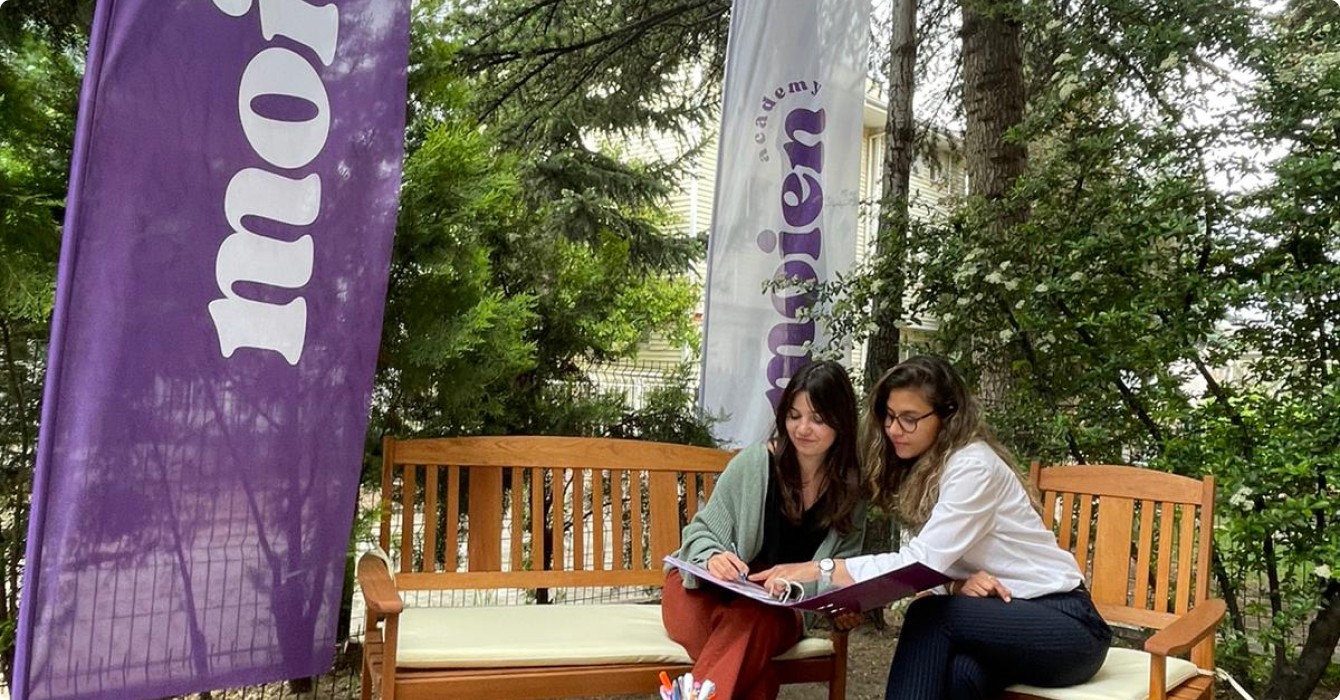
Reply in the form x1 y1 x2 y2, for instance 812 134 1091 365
861 355 1038 529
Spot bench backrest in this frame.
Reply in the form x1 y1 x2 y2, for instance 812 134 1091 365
1031 463 1217 668
379 436 731 592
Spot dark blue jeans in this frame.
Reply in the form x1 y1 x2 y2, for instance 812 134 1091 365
885 586 1112 700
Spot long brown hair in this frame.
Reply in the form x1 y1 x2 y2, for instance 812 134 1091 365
862 355 1037 529
771 360 862 534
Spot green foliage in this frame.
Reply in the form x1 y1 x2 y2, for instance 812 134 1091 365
609 365 719 447
374 83 540 437
511 366 718 446
1161 389 1340 676
1 31 77 323
1239 1 1340 396
0 11 84 682
371 8 706 445
444 0 729 143
819 0 1338 695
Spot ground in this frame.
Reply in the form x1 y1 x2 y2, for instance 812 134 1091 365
777 624 900 700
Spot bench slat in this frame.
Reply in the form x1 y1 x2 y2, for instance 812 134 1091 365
612 471 625 570
530 467 543 572
446 466 460 572
424 467 438 573
630 472 644 571
573 470 585 572
1135 500 1155 609
393 569 664 590
592 470 605 571
1156 504 1175 613
400 465 416 575
510 467 524 572
551 468 565 571
390 436 730 471
379 437 394 550
1175 504 1195 615
468 467 504 571
648 471 679 565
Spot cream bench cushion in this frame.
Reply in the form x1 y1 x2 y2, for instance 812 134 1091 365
1006 648 1203 700
395 603 834 669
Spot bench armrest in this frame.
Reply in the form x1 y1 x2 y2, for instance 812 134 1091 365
1144 597 1225 657
357 553 403 616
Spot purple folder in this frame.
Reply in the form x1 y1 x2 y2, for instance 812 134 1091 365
664 555 951 614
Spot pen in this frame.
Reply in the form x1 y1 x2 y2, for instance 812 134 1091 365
700 680 716 700
660 671 672 691
730 541 747 580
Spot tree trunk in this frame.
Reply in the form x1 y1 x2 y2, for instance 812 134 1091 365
1264 580 1340 700
960 0 1026 204
960 0 1026 405
859 0 918 632
863 0 918 388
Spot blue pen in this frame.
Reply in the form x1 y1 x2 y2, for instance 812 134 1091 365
730 541 747 580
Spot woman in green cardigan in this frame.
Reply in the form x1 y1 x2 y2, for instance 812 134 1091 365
662 359 867 700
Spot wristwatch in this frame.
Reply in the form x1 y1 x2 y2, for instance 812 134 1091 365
818 558 835 588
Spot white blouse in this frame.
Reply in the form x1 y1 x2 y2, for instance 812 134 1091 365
845 442 1083 600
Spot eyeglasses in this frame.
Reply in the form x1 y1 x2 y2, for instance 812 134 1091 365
882 409 937 433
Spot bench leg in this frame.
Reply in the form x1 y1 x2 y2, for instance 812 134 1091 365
381 616 400 700
829 630 848 700
361 612 375 700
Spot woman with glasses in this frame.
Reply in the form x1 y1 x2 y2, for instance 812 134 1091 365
662 360 867 700
753 355 1111 699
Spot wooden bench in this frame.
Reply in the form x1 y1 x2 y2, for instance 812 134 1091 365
1003 464 1224 700
357 435 849 700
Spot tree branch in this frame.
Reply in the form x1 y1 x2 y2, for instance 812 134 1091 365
1053 300 1165 446
998 301 1087 462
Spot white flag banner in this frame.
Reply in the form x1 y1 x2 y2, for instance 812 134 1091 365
700 0 871 446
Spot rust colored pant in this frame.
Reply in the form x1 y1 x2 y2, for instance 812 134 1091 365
662 569 804 700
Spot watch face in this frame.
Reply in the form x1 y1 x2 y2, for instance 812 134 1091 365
820 558 835 573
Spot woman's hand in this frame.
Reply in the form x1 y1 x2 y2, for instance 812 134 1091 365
749 561 820 597
951 570 1012 602
706 551 750 581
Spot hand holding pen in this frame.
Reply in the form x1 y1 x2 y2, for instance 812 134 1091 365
705 541 749 581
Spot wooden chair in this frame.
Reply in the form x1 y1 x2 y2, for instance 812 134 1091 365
1002 464 1225 700
358 436 849 700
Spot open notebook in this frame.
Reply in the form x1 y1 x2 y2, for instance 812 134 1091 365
664 555 951 615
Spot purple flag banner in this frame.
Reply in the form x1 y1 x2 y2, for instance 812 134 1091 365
13 2 410 698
